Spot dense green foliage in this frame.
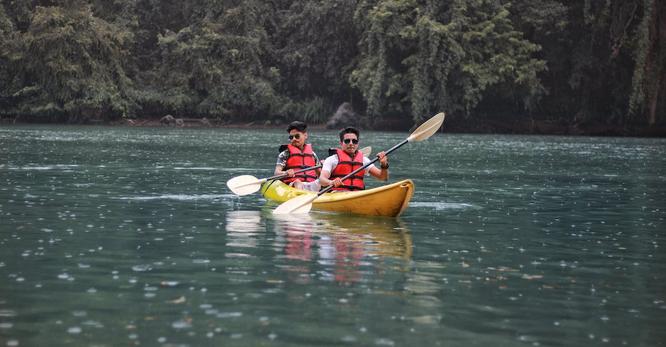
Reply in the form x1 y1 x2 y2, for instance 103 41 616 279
0 0 663 131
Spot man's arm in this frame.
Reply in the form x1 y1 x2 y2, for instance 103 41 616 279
318 156 341 187
319 169 333 187
274 151 295 177
312 152 321 176
367 151 389 181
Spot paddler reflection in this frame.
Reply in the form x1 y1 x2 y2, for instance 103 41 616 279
272 212 412 285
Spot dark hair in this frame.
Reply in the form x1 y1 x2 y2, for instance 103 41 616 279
339 127 360 142
287 121 307 133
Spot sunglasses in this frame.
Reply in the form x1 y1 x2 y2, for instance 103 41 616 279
343 138 358 144
288 134 301 140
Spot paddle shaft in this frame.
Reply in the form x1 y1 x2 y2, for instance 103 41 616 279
318 139 408 196
266 164 322 182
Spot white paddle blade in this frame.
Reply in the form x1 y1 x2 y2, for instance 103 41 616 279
272 193 317 215
407 112 445 142
226 175 262 196
360 146 372 157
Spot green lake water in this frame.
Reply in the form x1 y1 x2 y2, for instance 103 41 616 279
1 125 665 346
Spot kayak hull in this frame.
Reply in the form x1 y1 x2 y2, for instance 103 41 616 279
261 179 415 217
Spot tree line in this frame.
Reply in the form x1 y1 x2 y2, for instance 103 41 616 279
0 0 663 134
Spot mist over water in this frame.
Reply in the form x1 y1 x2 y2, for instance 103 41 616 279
1 125 665 346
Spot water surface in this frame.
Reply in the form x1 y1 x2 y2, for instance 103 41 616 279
1 125 665 346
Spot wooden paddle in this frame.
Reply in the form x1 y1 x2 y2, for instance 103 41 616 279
272 112 445 215
227 146 372 196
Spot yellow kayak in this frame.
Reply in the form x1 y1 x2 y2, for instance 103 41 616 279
260 179 415 217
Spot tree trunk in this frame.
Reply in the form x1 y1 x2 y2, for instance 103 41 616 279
647 0 664 126
649 73 661 126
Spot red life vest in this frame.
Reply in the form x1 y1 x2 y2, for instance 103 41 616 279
330 149 365 191
282 144 317 184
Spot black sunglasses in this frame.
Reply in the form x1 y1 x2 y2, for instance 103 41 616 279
288 134 301 140
343 138 358 144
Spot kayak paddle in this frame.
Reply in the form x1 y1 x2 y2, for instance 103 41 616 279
272 112 445 215
227 146 372 196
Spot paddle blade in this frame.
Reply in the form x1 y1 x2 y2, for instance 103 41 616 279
272 193 317 215
407 113 445 142
360 146 372 157
226 175 262 196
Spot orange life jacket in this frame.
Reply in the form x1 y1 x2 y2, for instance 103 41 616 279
330 149 365 191
282 144 317 183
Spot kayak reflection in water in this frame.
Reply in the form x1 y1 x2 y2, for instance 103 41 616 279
225 210 264 250
272 213 412 285
318 127 389 192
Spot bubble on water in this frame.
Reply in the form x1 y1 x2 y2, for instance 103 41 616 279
6 339 19 347
78 263 90 269
67 326 82 334
172 319 192 329
341 335 357 342
217 312 242 319
82 320 104 328
57 273 71 280
87 288 97 294
0 310 17 318
157 337 166 343
0 322 14 329
193 259 210 264
375 338 395 346
132 264 152 272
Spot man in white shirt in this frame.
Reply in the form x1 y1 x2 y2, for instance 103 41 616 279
318 127 388 191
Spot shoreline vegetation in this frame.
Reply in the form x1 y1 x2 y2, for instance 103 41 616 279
1 1 664 136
